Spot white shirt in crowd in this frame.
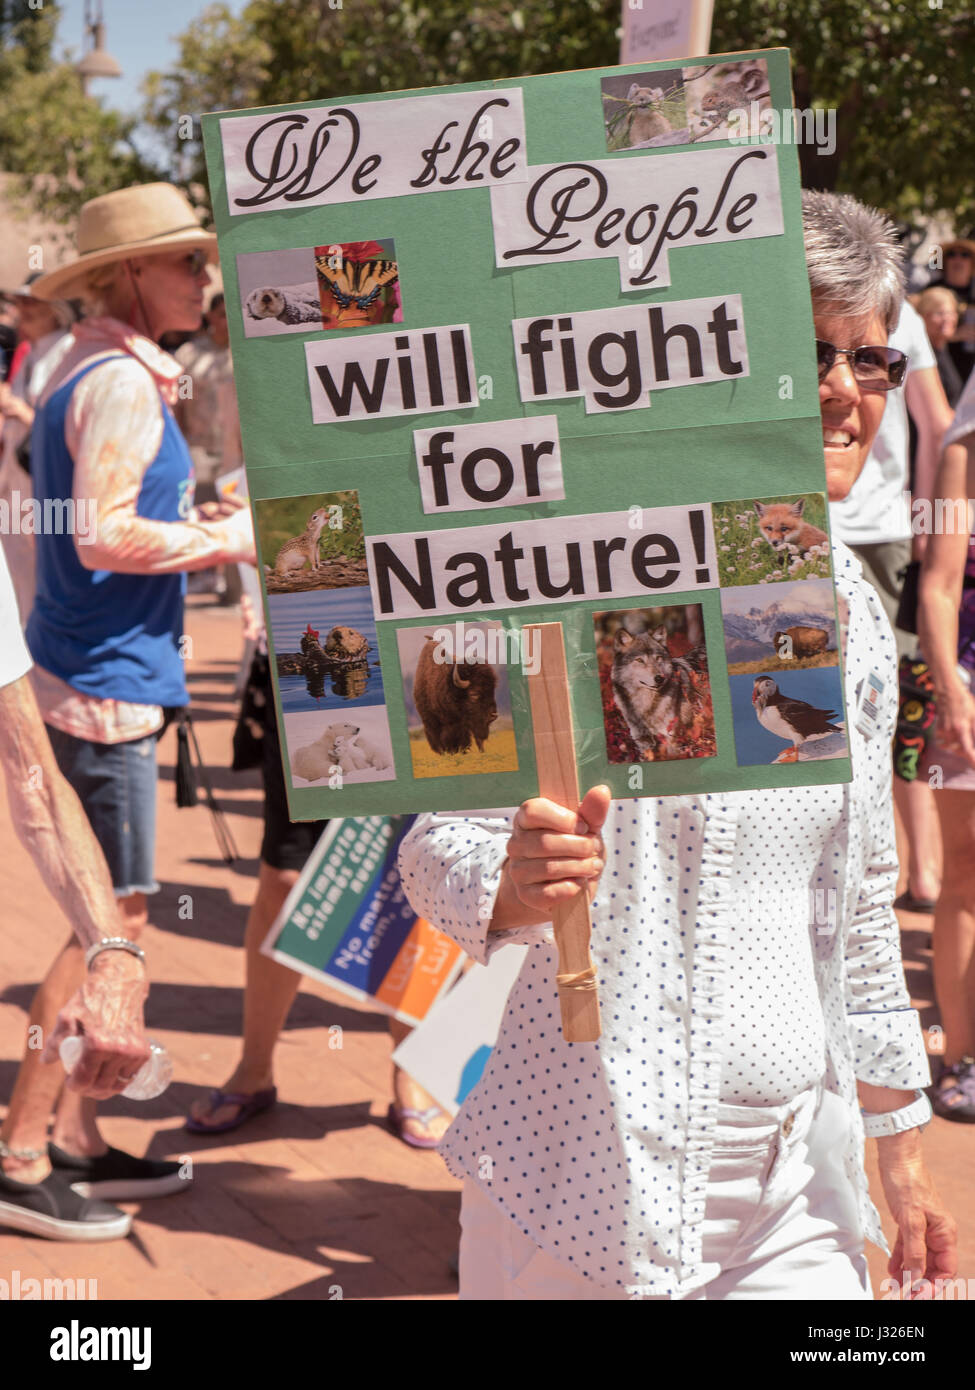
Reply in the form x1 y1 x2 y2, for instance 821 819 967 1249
829 301 935 546
945 358 975 449
398 541 929 1297
0 539 32 689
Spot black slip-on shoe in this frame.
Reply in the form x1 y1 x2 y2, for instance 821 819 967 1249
48 1143 192 1201
0 1168 131 1241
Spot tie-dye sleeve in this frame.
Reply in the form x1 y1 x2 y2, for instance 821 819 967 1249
66 357 254 575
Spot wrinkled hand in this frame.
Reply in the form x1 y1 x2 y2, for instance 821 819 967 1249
504 785 611 915
42 953 151 1100
877 1136 958 1297
934 677 975 769
216 503 256 565
193 493 247 522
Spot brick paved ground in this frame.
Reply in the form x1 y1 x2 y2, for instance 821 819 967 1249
0 595 972 1300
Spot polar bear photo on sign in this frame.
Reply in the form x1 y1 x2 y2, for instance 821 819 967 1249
286 707 396 786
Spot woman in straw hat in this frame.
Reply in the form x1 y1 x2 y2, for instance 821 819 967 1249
0 184 255 1222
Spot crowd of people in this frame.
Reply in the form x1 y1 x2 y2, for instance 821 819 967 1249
0 183 452 1246
0 173 974 1298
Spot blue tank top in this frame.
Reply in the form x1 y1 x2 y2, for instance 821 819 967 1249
27 355 193 708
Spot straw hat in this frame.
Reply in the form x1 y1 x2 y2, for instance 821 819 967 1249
30 183 217 302
0 271 76 327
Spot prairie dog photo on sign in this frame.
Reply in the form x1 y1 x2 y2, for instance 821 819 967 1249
601 68 688 152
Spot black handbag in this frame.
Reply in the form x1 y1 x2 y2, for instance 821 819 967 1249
895 559 920 634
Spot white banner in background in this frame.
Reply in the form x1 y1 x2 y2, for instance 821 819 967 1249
620 0 714 64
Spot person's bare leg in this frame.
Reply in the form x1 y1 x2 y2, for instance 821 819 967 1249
932 792 975 1073
188 861 301 1126
389 1016 450 1144
893 776 942 903
0 934 85 1184
49 893 147 1158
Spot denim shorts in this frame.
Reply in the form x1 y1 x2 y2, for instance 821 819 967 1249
46 725 160 897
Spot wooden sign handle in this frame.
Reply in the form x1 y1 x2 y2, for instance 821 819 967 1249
524 623 601 1043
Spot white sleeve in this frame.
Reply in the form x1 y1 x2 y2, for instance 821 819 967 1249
398 809 556 966
945 369 975 448
0 540 32 689
900 300 936 375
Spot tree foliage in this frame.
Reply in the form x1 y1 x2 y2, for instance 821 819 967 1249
4 0 974 228
0 0 157 227
710 0 975 227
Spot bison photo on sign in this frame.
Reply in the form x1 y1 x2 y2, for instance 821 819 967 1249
720 576 839 676
395 621 519 780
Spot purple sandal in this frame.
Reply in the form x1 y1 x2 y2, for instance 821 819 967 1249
184 1087 277 1135
386 1102 447 1150
931 1058 975 1123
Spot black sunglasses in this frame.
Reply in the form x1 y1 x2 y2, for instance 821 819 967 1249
815 339 908 391
946 249 973 260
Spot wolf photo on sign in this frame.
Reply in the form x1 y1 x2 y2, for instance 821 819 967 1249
594 605 716 764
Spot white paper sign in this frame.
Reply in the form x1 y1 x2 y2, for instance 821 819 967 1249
512 295 748 413
490 144 783 291
220 88 528 215
413 415 565 514
367 502 717 619
620 0 714 64
390 946 529 1116
305 324 479 424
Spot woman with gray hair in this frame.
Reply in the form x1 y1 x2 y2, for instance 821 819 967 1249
398 191 956 1299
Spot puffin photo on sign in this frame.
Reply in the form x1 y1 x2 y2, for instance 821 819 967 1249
729 666 847 765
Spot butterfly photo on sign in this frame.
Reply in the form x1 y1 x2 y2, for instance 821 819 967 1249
314 240 402 331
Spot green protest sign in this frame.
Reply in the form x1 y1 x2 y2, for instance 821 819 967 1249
202 48 851 819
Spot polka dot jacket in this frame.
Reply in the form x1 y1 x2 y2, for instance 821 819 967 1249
398 542 930 1298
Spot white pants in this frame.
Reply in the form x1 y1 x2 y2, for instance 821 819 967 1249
458 1085 872 1300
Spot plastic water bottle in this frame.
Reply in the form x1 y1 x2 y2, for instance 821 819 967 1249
59 1036 173 1100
